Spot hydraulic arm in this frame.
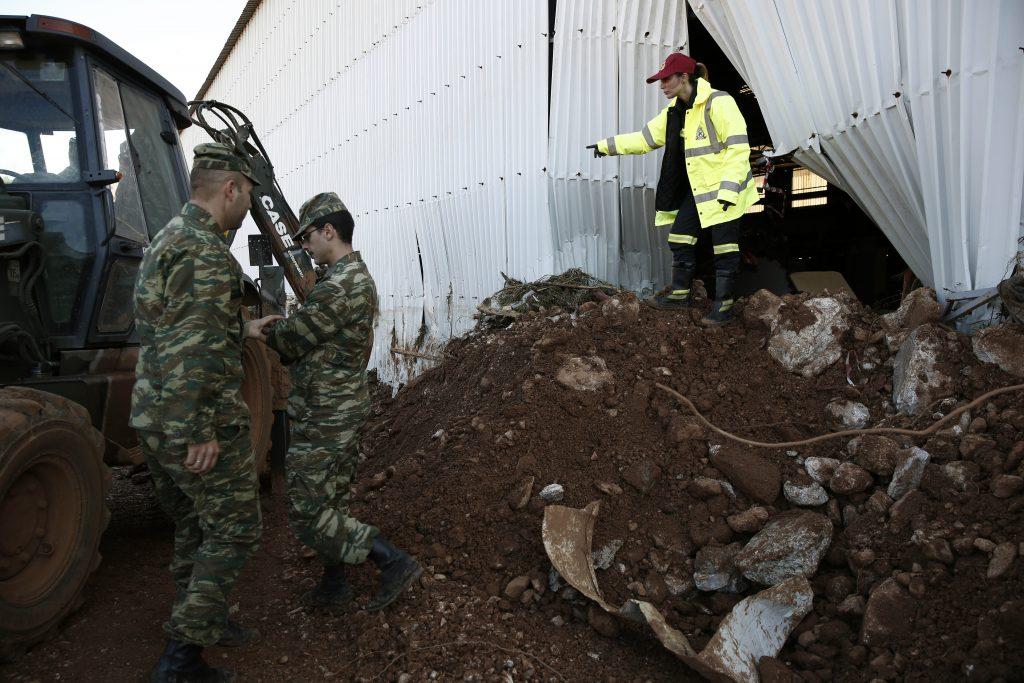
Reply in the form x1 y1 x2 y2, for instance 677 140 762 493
188 100 317 301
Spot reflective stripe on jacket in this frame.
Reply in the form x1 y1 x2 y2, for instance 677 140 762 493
597 78 757 229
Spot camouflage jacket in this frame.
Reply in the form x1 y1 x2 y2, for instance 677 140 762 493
264 252 377 415
130 203 247 442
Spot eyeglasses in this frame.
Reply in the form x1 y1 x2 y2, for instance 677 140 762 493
297 226 324 244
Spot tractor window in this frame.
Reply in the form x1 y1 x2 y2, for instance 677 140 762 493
0 54 81 183
35 195 94 332
119 85 180 238
92 68 148 244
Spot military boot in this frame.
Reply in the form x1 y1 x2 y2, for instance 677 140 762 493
364 536 422 612
175 588 257 647
150 640 235 683
301 563 352 614
646 266 694 310
701 272 737 326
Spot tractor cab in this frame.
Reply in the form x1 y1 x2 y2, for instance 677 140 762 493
0 15 192 383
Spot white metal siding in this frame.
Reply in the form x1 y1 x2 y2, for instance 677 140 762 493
691 0 1024 302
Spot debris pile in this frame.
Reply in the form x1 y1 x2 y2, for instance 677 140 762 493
355 282 1024 681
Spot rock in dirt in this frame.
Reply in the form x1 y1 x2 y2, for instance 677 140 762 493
783 481 829 507
972 323 1024 378
804 456 840 484
539 483 564 502
592 539 623 571
504 575 531 600
766 297 852 378
942 461 979 492
698 577 814 683
829 462 873 495
891 324 958 415
887 447 930 500
727 506 770 534
508 476 534 509
711 447 781 505
587 604 620 638
825 400 870 429
742 289 785 328
734 510 833 586
880 287 943 351
555 355 613 392
987 542 1018 579
848 435 901 477
688 477 731 499
694 543 748 593
861 578 915 646
600 296 640 326
621 459 662 493
991 474 1024 498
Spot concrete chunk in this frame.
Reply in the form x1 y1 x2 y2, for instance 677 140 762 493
766 297 852 378
972 323 1024 378
784 481 829 507
735 510 833 586
888 447 930 501
892 324 957 415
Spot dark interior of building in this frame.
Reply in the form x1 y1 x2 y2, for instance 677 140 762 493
686 6 910 310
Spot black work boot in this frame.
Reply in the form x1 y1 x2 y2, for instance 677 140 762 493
702 272 737 326
364 536 422 612
301 563 352 614
150 640 235 683
646 266 694 310
215 621 259 648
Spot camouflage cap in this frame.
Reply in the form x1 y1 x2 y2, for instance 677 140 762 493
191 142 259 184
297 191 350 235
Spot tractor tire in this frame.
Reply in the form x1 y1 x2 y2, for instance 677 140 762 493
241 339 274 478
0 387 110 662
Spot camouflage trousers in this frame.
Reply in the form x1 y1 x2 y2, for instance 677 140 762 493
286 401 378 565
140 425 262 646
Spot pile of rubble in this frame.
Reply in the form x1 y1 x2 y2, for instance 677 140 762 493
355 285 1024 681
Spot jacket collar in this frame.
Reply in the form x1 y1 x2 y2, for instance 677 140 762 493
692 77 714 106
181 202 227 236
325 250 361 277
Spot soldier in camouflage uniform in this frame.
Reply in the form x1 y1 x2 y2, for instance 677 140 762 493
132 143 262 683
246 192 421 613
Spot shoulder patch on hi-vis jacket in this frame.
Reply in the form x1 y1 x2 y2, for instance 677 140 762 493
695 126 707 140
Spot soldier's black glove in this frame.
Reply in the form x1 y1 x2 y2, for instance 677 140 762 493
586 144 607 158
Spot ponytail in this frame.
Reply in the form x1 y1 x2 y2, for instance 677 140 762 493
693 62 708 81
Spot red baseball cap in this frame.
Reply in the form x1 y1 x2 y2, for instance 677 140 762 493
646 52 697 83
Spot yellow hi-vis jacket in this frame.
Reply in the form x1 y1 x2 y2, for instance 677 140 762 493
597 78 757 229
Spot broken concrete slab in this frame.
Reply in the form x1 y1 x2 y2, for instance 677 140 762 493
888 447 930 501
699 577 814 683
766 297 852 378
783 481 829 507
892 324 958 415
825 400 870 429
555 355 614 392
880 287 943 351
972 322 1024 378
861 578 915 647
734 510 833 586
695 543 749 593
742 289 784 328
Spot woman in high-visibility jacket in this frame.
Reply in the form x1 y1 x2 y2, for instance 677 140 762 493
588 52 757 324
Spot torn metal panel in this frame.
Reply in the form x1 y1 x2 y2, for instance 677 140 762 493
691 0 1024 302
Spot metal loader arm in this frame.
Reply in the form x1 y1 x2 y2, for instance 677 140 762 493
188 100 317 302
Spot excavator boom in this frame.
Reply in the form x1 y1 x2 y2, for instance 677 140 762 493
188 100 317 301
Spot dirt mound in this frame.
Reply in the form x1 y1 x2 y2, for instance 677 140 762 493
354 289 1024 680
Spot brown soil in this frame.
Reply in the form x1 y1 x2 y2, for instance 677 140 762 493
4 291 1023 682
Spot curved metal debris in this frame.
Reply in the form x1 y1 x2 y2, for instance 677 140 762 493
542 503 813 682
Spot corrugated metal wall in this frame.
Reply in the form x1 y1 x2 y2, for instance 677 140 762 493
184 0 689 383
691 0 1024 303
183 0 555 383
548 0 688 292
